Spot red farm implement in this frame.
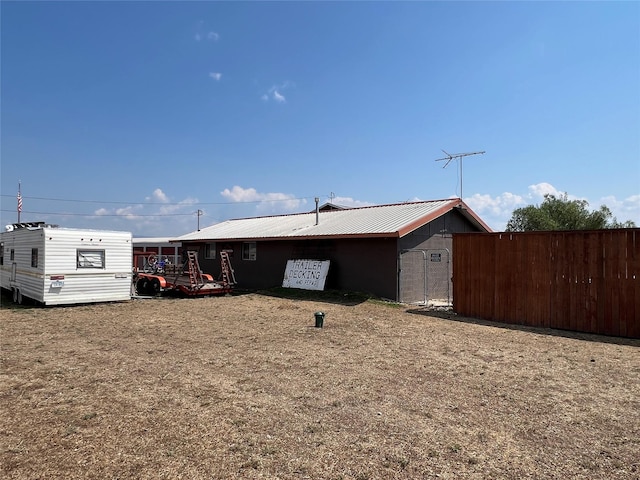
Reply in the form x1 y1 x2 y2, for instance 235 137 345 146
133 250 235 297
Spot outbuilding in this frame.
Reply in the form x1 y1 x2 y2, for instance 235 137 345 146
176 199 491 303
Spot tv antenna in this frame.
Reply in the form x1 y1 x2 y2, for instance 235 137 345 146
434 150 485 199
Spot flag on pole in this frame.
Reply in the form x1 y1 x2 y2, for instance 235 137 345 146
17 182 23 223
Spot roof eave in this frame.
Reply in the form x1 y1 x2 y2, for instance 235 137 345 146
455 201 493 232
396 199 460 237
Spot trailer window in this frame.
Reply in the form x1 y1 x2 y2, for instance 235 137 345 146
0 243 3 265
10 249 15 261
204 243 216 259
31 248 38 268
77 249 105 269
242 242 256 261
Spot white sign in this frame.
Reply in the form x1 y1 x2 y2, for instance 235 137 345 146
282 259 330 291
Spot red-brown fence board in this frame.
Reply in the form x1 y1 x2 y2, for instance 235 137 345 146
453 229 639 339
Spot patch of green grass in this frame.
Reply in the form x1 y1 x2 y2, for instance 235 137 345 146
259 287 372 305
256 287 406 308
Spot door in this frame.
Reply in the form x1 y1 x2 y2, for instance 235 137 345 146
425 249 452 306
399 250 427 304
399 249 452 305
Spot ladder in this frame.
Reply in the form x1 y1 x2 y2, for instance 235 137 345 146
185 251 205 288
219 250 237 286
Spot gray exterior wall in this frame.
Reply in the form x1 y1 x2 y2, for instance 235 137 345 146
399 209 478 252
187 209 483 301
192 237 399 300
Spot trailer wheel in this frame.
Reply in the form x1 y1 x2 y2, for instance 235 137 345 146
136 278 149 296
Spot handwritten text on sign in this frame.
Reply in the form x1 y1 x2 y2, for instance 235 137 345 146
282 259 330 291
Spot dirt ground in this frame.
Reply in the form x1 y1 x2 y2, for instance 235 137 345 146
1 290 639 479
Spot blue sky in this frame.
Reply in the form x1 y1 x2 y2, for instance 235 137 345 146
2 1 639 236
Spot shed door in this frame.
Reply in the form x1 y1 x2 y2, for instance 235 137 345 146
399 249 452 305
425 249 452 306
399 250 427 305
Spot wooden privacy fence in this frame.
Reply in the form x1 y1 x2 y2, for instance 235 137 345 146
453 229 639 338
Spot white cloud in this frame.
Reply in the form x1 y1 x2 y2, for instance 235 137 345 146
331 196 374 208
598 194 640 223
221 186 261 202
209 72 222 81
526 183 583 202
466 191 526 217
115 206 142 218
147 188 169 203
262 81 294 103
91 190 200 233
220 185 305 212
527 182 561 199
194 21 219 42
93 205 143 218
94 208 109 216
159 197 199 215
464 182 640 231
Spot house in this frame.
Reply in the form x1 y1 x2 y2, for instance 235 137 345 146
132 237 183 270
175 199 491 303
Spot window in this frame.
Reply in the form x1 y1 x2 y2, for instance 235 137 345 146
77 249 105 269
204 242 216 259
242 242 256 261
0 243 3 265
31 248 38 268
10 249 15 261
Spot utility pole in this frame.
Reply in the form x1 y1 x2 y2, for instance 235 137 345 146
434 150 485 199
197 209 203 231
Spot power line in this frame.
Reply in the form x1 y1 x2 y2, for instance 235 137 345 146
0 209 197 218
0 194 319 206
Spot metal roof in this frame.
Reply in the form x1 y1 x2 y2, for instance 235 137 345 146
176 199 491 242
133 237 181 244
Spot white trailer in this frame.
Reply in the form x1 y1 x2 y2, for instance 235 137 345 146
0 222 132 306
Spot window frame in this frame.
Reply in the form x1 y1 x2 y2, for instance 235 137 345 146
242 242 257 261
31 248 38 268
204 242 216 260
77 249 106 269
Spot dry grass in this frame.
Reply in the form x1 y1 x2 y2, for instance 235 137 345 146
1 291 639 479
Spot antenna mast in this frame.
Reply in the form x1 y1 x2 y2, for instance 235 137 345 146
434 150 485 199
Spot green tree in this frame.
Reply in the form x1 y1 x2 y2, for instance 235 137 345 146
505 193 636 232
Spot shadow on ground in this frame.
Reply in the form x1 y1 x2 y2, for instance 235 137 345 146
256 287 371 306
406 306 640 347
